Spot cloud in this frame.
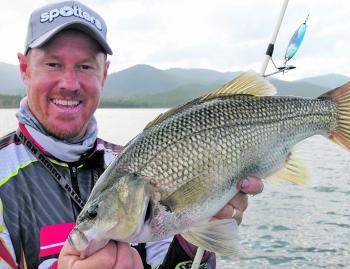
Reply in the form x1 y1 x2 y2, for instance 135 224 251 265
1 0 349 80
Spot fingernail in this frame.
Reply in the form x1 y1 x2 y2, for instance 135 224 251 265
238 179 249 189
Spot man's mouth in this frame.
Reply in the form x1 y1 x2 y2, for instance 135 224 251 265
51 99 81 107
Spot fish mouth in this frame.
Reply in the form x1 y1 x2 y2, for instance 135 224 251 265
68 227 89 252
68 227 110 258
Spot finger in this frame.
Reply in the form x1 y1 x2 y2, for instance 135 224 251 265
58 241 81 268
211 203 244 224
58 240 117 269
211 193 248 224
229 192 248 211
131 246 144 269
114 242 143 269
236 175 264 195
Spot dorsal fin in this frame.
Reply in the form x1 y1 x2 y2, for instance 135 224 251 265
144 70 276 129
200 70 277 101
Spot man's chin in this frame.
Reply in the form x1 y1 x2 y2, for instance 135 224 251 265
46 125 86 141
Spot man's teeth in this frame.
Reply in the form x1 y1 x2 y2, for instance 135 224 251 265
52 99 80 107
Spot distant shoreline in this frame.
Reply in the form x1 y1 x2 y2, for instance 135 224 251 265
0 95 171 109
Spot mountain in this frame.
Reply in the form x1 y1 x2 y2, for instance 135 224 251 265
140 82 221 107
103 64 332 99
268 78 329 97
103 65 240 97
133 79 327 108
165 68 239 85
0 62 349 107
104 64 180 97
297 74 350 89
0 62 25 95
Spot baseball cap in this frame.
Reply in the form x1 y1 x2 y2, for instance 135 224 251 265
24 1 113 55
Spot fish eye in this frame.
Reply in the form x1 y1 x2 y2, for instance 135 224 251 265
87 204 98 219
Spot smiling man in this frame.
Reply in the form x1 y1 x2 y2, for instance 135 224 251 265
0 1 263 269
18 30 108 141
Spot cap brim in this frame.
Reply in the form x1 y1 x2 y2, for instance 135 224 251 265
27 21 113 55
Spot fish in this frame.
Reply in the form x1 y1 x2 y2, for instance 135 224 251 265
68 71 350 258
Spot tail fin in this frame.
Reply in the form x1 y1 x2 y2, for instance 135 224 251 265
320 82 350 151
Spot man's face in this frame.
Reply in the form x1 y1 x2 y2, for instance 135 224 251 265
18 30 109 140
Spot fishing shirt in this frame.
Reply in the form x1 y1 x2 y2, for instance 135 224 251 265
0 131 216 269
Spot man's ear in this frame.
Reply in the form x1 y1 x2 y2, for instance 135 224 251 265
101 60 110 88
17 53 30 85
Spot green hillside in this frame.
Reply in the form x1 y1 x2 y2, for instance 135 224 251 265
0 62 348 108
0 94 24 108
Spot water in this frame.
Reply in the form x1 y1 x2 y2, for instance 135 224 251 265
1 108 350 268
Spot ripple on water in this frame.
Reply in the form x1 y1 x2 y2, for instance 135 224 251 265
313 186 338 192
326 211 337 215
323 222 350 228
270 240 290 249
271 225 291 231
257 224 269 230
260 235 273 240
293 246 337 253
241 255 307 265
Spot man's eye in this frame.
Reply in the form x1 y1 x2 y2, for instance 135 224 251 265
46 63 61 68
80 65 93 70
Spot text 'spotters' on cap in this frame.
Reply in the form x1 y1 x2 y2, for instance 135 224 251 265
24 1 113 55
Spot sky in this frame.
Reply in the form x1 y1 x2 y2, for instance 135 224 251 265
0 0 349 81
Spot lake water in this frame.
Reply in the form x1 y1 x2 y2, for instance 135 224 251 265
1 108 350 268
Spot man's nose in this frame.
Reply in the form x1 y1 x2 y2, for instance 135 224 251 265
59 69 80 90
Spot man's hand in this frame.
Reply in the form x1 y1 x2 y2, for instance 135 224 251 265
181 176 264 255
212 176 263 224
58 240 143 269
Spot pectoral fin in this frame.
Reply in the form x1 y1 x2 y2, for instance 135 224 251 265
181 219 243 257
162 175 211 212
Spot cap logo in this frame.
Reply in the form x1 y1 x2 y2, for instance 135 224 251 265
40 5 102 31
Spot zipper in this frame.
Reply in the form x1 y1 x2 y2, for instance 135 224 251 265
69 165 82 219
70 166 81 198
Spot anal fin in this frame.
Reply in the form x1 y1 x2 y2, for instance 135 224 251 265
181 219 243 257
266 150 310 185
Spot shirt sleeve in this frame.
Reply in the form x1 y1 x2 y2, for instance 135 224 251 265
145 237 173 267
145 235 216 269
38 258 58 269
0 198 18 269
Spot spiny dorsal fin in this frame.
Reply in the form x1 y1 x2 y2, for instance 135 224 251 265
199 70 277 101
144 70 276 129
266 150 310 185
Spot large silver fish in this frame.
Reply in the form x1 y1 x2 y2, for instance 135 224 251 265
69 71 350 257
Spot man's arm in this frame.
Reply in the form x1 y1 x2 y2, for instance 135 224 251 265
0 198 18 269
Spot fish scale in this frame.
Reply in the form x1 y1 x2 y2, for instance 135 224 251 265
69 71 350 258
118 96 337 197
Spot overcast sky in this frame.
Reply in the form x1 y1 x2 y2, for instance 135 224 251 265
1 0 349 80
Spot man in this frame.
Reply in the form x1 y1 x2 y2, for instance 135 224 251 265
0 1 263 269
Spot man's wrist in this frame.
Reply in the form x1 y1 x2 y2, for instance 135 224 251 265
175 234 211 261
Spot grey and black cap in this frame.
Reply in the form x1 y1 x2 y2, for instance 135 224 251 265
24 1 113 55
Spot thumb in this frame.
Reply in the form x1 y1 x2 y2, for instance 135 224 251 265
236 176 264 195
